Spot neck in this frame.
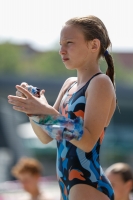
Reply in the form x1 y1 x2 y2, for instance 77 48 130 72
76 63 101 86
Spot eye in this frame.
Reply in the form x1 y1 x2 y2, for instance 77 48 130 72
67 41 72 44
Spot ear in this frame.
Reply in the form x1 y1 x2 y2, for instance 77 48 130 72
126 180 133 192
88 39 100 53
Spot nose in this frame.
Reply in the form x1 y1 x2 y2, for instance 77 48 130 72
59 45 66 55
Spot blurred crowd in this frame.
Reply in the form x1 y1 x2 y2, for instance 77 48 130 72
0 156 133 200
0 157 60 200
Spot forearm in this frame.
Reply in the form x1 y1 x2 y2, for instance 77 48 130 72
30 114 84 141
23 83 84 142
30 116 95 152
30 119 53 144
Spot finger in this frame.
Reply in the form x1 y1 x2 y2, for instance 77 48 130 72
8 95 27 103
8 99 16 105
8 99 26 108
13 105 27 113
16 85 32 98
40 89 45 96
21 82 28 88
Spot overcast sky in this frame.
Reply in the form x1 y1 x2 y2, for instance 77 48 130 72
0 0 133 52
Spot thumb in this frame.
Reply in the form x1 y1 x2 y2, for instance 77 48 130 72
40 89 45 96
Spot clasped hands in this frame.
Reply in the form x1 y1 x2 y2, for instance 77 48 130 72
8 82 49 115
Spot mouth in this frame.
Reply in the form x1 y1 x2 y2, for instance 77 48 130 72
62 58 69 62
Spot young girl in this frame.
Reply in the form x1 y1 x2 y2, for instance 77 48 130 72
8 15 116 200
106 163 133 200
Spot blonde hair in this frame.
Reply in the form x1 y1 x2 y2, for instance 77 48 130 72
11 157 42 178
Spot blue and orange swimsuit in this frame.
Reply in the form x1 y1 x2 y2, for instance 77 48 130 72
31 73 114 200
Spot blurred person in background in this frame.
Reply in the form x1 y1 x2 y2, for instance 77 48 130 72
8 15 116 200
106 162 133 200
11 157 50 200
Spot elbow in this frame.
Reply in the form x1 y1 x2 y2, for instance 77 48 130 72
81 128 97 152
71 138 95 153
83 137 97 153
71 128 97 152
83 145 94 153
76 133 96 153
40 137 53 144
41 138 53 144
82 144 94 153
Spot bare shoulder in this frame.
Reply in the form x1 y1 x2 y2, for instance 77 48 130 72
87 74 115 96
62 77 77 94
91 73 114 86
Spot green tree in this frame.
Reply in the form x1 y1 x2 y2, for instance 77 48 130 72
0 42 132 85
0 43 21 74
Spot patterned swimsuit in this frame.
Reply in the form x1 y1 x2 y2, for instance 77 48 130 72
31 73 114 200
56 73 114 200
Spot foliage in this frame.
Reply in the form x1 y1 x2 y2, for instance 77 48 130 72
0 43 21 74
0 42 132 85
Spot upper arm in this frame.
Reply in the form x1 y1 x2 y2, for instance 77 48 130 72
70 74 116 152
84 74 116 141
53 77 77 111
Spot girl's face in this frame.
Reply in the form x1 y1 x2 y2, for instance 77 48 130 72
59 25 92 70
107 172 131 200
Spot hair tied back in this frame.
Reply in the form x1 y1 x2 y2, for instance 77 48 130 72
104 50 109 57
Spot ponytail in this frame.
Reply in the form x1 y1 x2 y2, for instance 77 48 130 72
104 52 115 87
104 51 120 111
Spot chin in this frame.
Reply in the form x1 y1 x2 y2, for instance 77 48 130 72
64 64 75 70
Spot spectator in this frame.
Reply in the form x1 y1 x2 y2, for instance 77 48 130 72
106 162 133 200
11 157 50 200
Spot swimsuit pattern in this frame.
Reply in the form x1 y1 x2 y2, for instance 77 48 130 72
57 73 114 200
